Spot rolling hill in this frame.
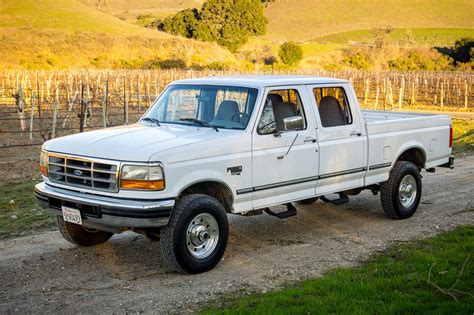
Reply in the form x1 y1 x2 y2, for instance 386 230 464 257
263 0 474 42
0 0 233 69
79 0 474 66
0 0 472 69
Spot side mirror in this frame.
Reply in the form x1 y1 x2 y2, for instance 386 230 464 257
283 116 304 131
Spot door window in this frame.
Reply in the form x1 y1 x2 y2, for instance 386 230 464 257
313 87 352 127
257 89 306 134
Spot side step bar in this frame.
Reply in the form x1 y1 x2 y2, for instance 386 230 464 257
264 203 297 219
320 192 349 205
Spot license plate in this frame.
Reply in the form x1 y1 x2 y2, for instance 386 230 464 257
62 206 83 225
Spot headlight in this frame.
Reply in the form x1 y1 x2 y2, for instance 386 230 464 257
120 164 165 190
40 150 48 176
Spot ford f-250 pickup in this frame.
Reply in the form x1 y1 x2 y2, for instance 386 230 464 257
35 76 454 273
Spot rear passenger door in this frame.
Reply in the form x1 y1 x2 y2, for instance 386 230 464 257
250 86 319 209
307 84 367 195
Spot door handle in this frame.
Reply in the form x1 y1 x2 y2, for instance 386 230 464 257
350 131 362 137
304 137 317 143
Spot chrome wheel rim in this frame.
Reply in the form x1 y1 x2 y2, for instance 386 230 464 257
186 213 219 259
399 174 417 208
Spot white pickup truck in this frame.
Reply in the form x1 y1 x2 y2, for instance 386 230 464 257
35 76 454 273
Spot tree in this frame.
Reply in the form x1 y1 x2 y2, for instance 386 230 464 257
153 0 267 51
157 9 199 38
279 42 303 66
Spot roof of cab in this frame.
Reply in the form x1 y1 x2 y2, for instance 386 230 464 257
172 75 348 88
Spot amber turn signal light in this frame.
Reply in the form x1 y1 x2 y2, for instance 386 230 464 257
40 165 48 176
120 179 165 190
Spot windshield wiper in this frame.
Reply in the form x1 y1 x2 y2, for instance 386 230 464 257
179 118 219 132
141 117 161 126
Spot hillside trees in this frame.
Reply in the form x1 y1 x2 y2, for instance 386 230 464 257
154 0 267 51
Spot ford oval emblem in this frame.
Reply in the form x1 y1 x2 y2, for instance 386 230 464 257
74 169 83 176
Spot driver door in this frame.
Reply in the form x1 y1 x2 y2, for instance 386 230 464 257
249 86 320 209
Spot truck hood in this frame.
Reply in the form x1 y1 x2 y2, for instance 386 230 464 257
43 123 226 162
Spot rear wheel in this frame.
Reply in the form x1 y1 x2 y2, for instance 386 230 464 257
160 194 228 274
57 216 113 246
380 161 422 219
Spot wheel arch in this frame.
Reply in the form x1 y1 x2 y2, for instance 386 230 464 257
178 180 234 213
395 146 426 169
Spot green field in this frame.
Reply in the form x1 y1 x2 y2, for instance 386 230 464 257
264 0 474 42
202 226 474 314
453 119 474 153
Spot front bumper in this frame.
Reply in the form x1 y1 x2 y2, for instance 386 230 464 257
34 182 175 232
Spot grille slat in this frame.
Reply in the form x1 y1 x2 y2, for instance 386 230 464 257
48 154 119 192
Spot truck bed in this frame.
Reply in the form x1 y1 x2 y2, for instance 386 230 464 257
362 110 451 135
361 110 451 182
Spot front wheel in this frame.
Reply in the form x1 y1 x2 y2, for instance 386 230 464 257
160 194 229 274
57 216 113 246
380 161 422 219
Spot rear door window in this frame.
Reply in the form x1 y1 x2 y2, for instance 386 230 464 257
313 87 352 127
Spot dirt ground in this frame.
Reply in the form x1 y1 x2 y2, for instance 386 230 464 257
0 155 473 313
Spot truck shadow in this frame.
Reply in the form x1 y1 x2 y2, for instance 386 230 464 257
48 193 385 279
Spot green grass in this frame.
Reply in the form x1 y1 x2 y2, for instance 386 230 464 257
202 226 474 314
0 180 55 238
297 28 474 63
452 119 474 153
311 28 474 46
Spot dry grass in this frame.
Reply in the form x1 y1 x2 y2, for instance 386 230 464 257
79 0 205 21
0 0 234 69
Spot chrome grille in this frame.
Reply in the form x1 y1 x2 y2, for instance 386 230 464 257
48 154 119 192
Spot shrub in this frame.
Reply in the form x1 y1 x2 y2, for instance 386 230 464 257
205 61 229 70
157 59 187 69
388 50 452 71
136 14 159 28
264 55 277 66
279 42 303 66
343 52 371 70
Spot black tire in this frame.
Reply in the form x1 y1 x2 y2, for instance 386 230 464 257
297 197 319 205
380 161 422 219
57 216 113 246
160 194 229 274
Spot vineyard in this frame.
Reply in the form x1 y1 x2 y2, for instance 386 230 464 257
0 69 472 181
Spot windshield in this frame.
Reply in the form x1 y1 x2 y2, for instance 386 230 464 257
141 84 259 130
